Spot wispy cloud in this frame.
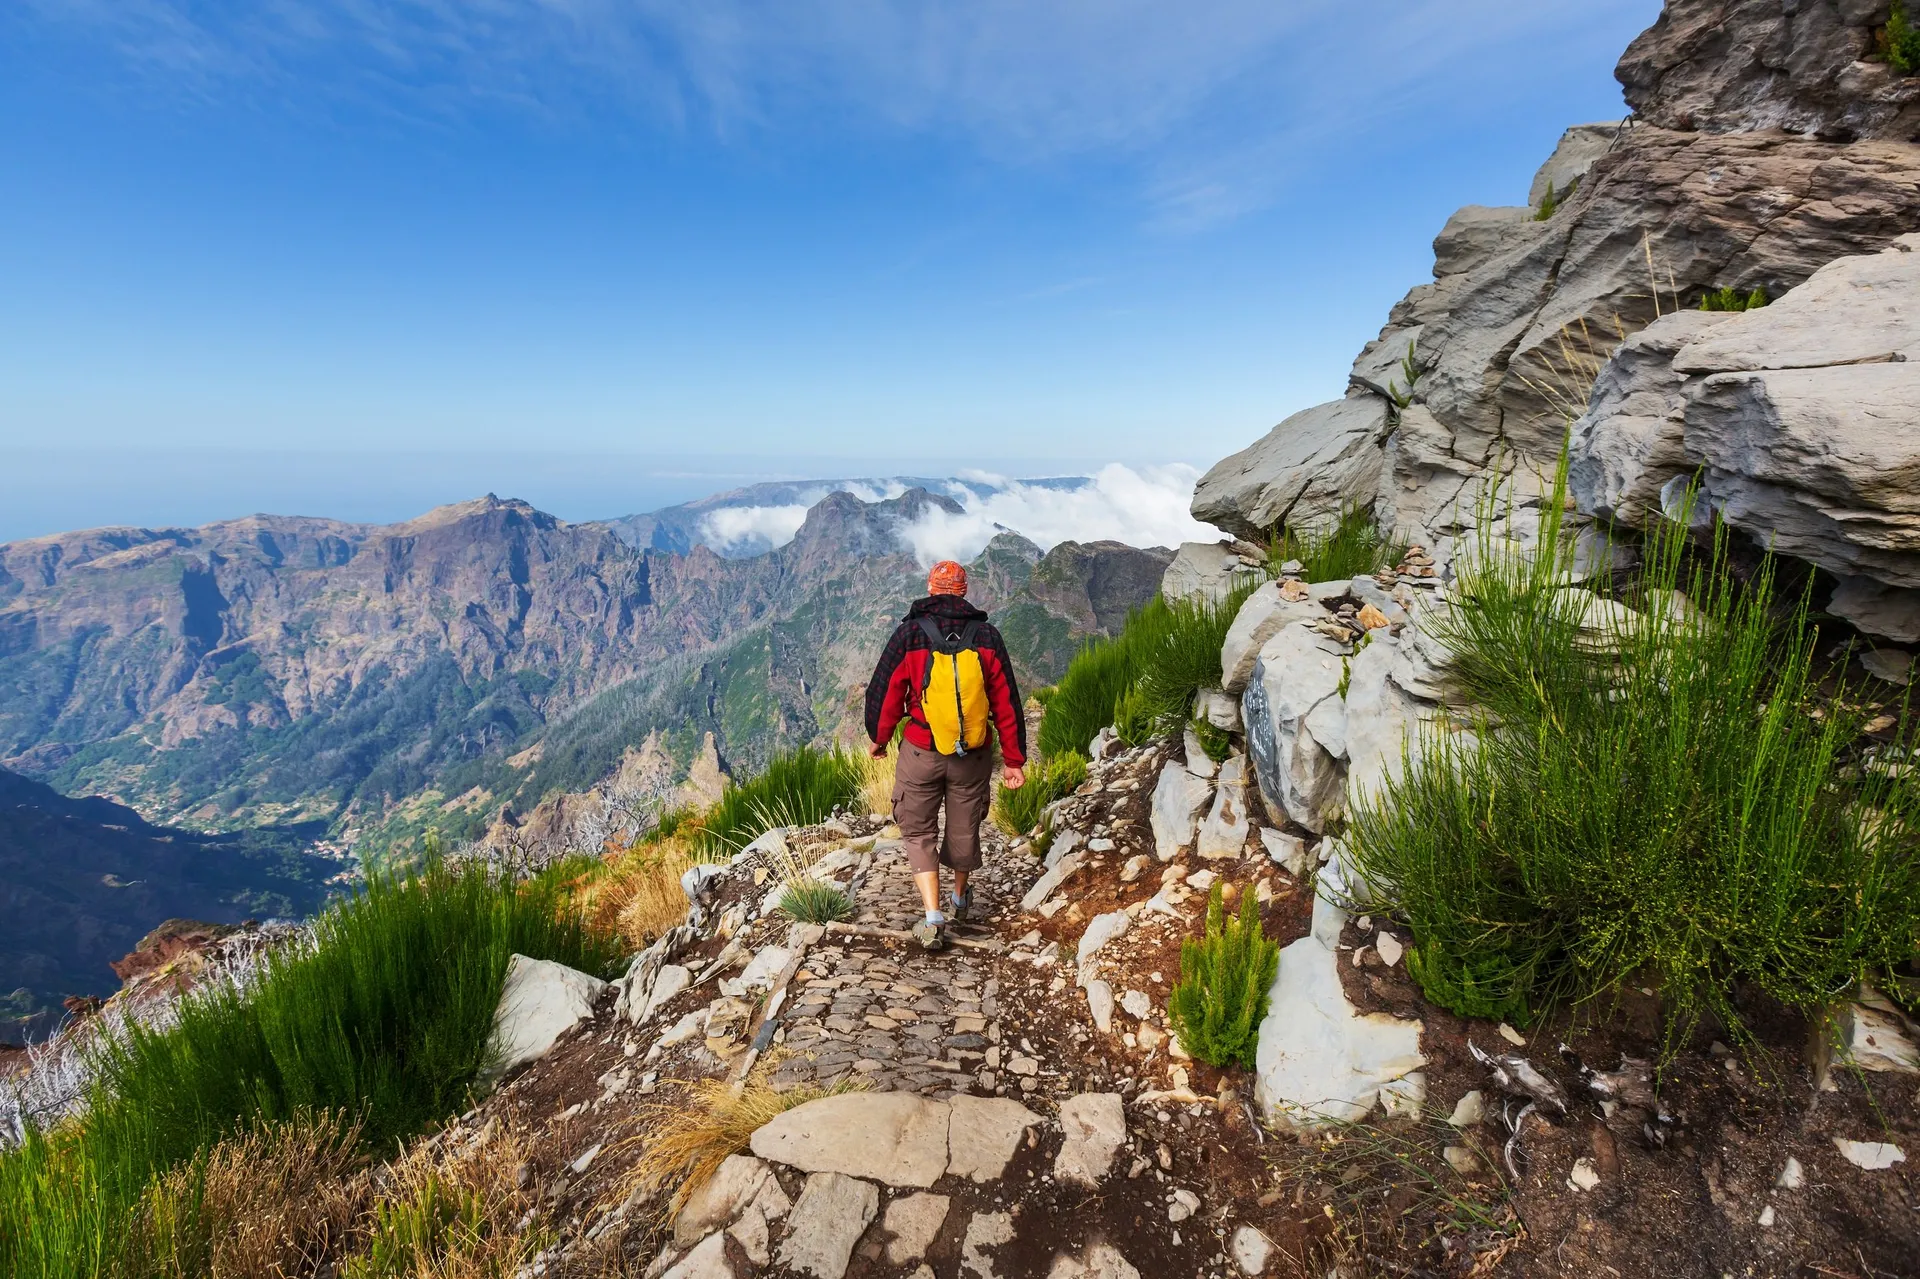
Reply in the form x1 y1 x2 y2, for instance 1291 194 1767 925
22 1 1651 224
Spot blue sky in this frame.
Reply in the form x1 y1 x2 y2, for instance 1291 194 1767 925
0 1 1660 539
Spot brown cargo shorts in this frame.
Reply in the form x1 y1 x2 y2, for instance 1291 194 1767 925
892 739 994 874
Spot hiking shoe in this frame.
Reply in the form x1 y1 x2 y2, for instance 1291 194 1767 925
910 918 950 951
948 891 972 924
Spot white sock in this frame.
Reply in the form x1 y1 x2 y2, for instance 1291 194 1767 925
925 910 946 925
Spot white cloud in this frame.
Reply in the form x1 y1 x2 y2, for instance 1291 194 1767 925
698 502 812 552
903 464 1213 565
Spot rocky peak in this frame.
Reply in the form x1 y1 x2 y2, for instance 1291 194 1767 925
1618 0 1920 141
784 487 964 563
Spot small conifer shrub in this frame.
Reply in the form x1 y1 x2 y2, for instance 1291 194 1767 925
1699 284 1769 312
1167 883 1280 1069
1884 0 1920 74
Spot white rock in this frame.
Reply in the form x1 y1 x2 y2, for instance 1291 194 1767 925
1497 1023 1526 1047
1242 622 1349 834
1185 868 1217 892
1834 1138 1907 1171
728 1208 770 1267
1119 854 1151 883
1047 1244 1143 1279
1379 1072 1428 1116
735 946 794 994
1076 911 1132 987
1167 1187 1201 1222
1196 688 1242 731
1220 582 1317 695
1191 394 1393 544
1447 1091 1486 1128
1374 932 1405 967
1086 980 1115 1033
1150 760 1214 860
659 1009 706 1049
1195 754 1253 860
1231 1225 1273 1275
1861 648 1914 685
1254 874 1425 1126
1183 728 1220 780
674 1154 785 1247
1021 851 1087 913
1044 827 1084 869
1842 995 1920 1074
1567 1157 1600 1192
1757 1205 1777 1228
1443 1145 1483 1176
642 965 693 1022
882 1192 951 1265
1054 1093 1128 1187
1528 121 1623 207
750 1092 950 1188
1121 989 1153 1019
959 1210 1017 1279
1340 632 1438 815
487 955 608 1077
1776 1156 1805 1190
778 1173 879 1279
660 1232 737 1279
1162 541 1248 604
1259 827 1311 877
945 1095 1041 1182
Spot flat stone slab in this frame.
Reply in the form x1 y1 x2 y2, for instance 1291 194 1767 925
779 1172 879 1279
1053 1093 1127 1188
751 1091 951 1188
882 1192 951 1265
946 1095 1041 1182
673 1154 786 1247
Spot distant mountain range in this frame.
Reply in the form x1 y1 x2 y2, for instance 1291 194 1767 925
0 480 1170 863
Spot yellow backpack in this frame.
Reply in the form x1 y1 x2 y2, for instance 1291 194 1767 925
916 617 992 756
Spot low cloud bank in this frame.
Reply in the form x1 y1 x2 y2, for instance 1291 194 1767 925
695 464 1213 563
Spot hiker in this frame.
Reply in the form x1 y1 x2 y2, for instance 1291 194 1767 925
865 559 1026 950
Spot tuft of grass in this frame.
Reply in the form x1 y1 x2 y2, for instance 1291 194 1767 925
1166 882 1279 1070
775 878 855 925
993 751 1088 838
623 1076 867 1216
1346 460 1920 1055
1038 583 1258 758
1267 504 1406 585
696 746 863 857
857 745 897 819
0 861 620 1279
339 1118 546 1279
1699 284 1770 312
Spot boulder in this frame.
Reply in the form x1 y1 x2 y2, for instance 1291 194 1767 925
1149 760 1214 860
674 1155 788 1248
1432 205 1536 279
1617 0 1920 142
778 1172 879 1279
1190 395 1392 543
486 954 607 1077
1242 623 1349 833
1182 728 1220 780
1161 542 1245 604
1054 1093 1127 1187
661 1232 739 1279
1342 631 1445 814
749 1092 950 1188
1529 121 1625 206
1195 754 1253 860
1195 688 1242 731
1219 583 1316 694
945 1095 1041 1181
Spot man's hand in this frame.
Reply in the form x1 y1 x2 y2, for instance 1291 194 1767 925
1001 764 1025 790
869 741 888 759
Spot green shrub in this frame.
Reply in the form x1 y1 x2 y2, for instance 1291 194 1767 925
774 879 855 925
1533 177 1575 221
0 861 620 1279
1188 716 1233 764
696 745 863 856
1885 0 1920 74
1699 284 1769 312
1167 883 1279 1069
1345 465 1920 1055
993 751 1088 837
1267 504 1406 584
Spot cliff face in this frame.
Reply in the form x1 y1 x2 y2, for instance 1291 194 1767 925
0 489 1165 849
1192 0 1920 638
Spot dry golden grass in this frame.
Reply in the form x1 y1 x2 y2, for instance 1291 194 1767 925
574 837 698 950
339 1119 548 1279
858 748 895 819
135 1110 371 1279
619 1075 867 1217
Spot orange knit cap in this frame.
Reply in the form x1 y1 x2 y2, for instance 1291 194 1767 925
927 560 968 596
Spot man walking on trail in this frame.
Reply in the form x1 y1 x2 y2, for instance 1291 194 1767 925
865 559 1026 951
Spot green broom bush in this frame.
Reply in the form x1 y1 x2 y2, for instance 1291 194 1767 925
1346 463 1920 1052
993 750 1088 838
1167 883 1280 1070
696 745 863 857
